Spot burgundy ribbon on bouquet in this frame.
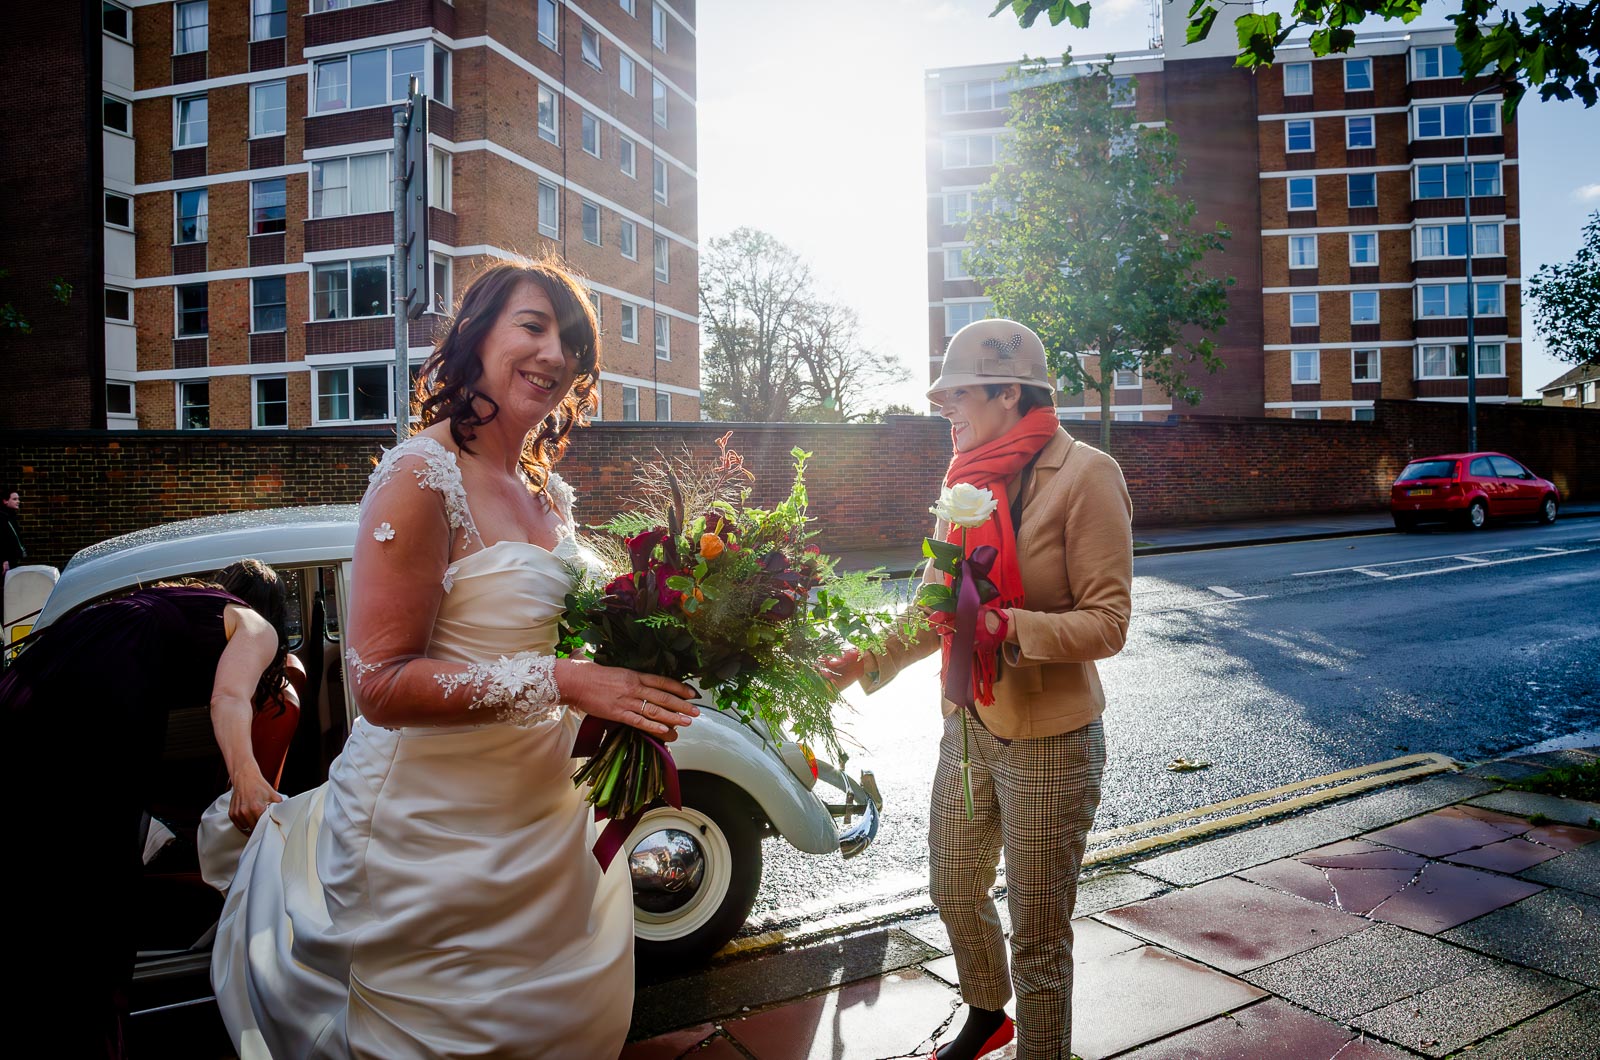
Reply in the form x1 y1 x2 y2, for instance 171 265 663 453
940 544 1010 743
572 714 683 870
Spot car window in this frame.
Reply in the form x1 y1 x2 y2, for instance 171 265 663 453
1489 456 1527 479
1469 457 1494 477
1398 460 1455 481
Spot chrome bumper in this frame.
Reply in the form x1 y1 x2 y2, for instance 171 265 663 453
813 761 882 859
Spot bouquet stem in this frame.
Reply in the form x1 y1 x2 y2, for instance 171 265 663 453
960 708 975 821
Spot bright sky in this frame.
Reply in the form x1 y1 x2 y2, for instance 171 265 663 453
697 0 1600 407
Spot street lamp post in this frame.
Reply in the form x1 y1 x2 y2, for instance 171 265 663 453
1461 82 1501 453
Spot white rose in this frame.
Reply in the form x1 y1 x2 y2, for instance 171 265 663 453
931 483 999 529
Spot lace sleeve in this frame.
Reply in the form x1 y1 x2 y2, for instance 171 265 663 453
542 471 578 540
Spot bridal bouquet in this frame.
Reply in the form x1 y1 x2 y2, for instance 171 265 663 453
559 434 908 865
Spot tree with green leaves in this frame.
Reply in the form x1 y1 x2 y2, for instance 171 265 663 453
992 0 1600 110
1527 210 1600 366
965 58 1232 450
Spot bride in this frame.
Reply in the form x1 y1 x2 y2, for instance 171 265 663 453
200 258 699 1058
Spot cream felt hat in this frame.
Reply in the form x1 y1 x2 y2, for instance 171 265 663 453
928 318 1055 402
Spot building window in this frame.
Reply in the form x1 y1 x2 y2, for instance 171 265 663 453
313 44 424 113
251 80 287 137
652 3 668 49
1414 101 1496 139
538 86 560 144
175 1 208 54
945 192 971 225
1344 57 1372 91
1349 232 1378 265
943 79 1009 113
312 153 389 217
619 54 636 96
944 300 992 336
1287 176 1315 211
1345 115 1375 149
103 95 132 134
106 381 134 416
1418 282 1503 318
538 0 559 50
1472 162 1502 196
619 136 637 178
251 178 286 235
944 135 997 168
538 181 559 237
313 257 391 320
1412 44 1463 80
654 236 669 282
429 147 451 210
581 24 602 69
1353 406 1375 422
1283 62 1312 96
1418 343 1503 378
1352 349 1380 381
620 219 637 260
1418 223 1468 258
1419 161 1502 198
1582 381 1596 404
653 157 668 204
178 380 210 430
945 247 971 280
654 314 670 360
653 78 668 128
104 191 133 230
1347 172 1377 208
655 390 671 420
620 303 638 342
252 0 286 41
1108 74 1136 108
620 0 636 15
1114 365 1141 389
1285 119 1313 153
431 253 452 313
254 376 288 428
251 275 286 332
103 2 132 42
1474 223 1502 256
105 287 133 323
1350 290 1380 324
1290 293 1319 326
432 46 451 105
175 95 208 147
175 188 208 243
176 283 208 336
1292 408 1321 420
581 111 601 157
621 385 639 420
1291 350 1320 383
1288 235 1317 269
316 364 393 423
581 200 601 245
1476 283 1504 316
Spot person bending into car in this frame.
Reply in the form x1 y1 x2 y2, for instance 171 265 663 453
0 558 291 1059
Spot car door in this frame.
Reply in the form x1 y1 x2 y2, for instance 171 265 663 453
1467 456 1503 513
1489 456 1537 513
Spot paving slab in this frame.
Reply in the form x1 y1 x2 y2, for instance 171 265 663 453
1441 889 1600 987
1364 804 1532 857
901 912 952 955
1071 869 1168 917
619 1024 741 1059
724 968 958 1060
1115 997 1413 1060
1242 922 1501 1020
1518 841 1600 897
1365 861 1544 934
1350 962 1583 1056
921 917 1144 988
1443 836 1568 873
1307 775 1496 832
1467 790 1600 828
1065 946 1269 1060
1097 876 1371 974
1450 990 1600 1060
1134 815 1357 887
1462 759 1549 781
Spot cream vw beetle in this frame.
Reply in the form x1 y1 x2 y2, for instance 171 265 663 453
21 507 880 1014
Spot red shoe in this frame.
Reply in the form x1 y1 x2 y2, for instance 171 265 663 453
929 1016 1015 1060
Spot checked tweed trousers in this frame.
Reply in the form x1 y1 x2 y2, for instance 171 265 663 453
929 713 1106 1060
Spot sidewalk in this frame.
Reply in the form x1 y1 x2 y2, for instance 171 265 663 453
622 748 1599 1059
832 502 1600 576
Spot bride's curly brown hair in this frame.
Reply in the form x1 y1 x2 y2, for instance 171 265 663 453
415 256 601 494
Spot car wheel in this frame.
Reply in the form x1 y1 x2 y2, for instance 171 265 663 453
627 773 763 964
1464 499 1488 531
1538 495 1558 525
1392 512 1418 533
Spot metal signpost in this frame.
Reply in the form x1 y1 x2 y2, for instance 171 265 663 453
392 77 429 445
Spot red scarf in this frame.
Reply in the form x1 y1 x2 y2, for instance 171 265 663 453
940 406 1059 704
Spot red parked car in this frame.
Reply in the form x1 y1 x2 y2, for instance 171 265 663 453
1390 452 1560 531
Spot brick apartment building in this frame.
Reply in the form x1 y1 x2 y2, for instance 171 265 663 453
44 0 699 432
926 4 1520 422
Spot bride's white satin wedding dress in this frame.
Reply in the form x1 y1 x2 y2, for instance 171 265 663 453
199 446 633 1059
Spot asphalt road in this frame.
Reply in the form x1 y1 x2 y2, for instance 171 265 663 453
745 517 1600 933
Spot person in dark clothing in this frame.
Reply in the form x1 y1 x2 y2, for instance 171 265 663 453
0 559 290 1059
1 488 24 575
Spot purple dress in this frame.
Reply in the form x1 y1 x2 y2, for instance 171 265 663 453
1 585 241 1059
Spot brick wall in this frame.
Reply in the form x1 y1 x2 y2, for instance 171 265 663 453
3 401 1596 568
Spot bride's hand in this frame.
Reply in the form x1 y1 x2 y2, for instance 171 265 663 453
555 660 699 742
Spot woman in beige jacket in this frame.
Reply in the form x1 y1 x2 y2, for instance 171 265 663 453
828 319 1133 1060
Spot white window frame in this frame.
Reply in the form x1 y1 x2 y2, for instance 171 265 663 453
251 0 286 42
250 274 287 333
653 235 669 283
313 363 400 425
1284 118 1314 154
1352 406 1375 422
1344 57 1372 92
1473 222 1503 256
1113 364 1142 389
538 85 560 144
1411 45 1463 81
1290 293 1319 327
429 147 452 210
312 256 392 321
620 219 638 261
944 134 997 168
653 157 668 204
619 135 637 178
1109 75 1135 108
1417 343 1505 379
104 190 134 232
652 78 668 128
538 180 560 237
538 0 559 51
430 252 452 314
655 390 671 420
621 384 640 421
619 54 636 96
175 283 208 337
1291 350 1320 384
103 94 132 135
174 0 208 56
654 314 670 360
1283 62 1313 96
581 111 602 158
252 375 289 429
177 379 210 430
250 80 287 138
103 1 133 43
175 94 208 148
1349 231 1379 266
312 44 426 115
1291 408 1321 420
581 200 601 246
619 303 638 342
1413 101 1498 140
1287 176 1316 211
105 285 134 323
620 0 637 15
580 24 602 70
106 381 136 418
944 191 971 225
311 152 391 218
1347 171 1377 209
1350 290 1380 325
944 247 971 280
1287 234 1317 270
652 3 667 50
1351 349 1381 382
943 300 992 336
1345 114 1375 150
174 187 209 244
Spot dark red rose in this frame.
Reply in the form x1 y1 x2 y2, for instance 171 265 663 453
625 528 671 573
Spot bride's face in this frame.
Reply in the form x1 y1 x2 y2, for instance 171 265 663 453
473 281 577 432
